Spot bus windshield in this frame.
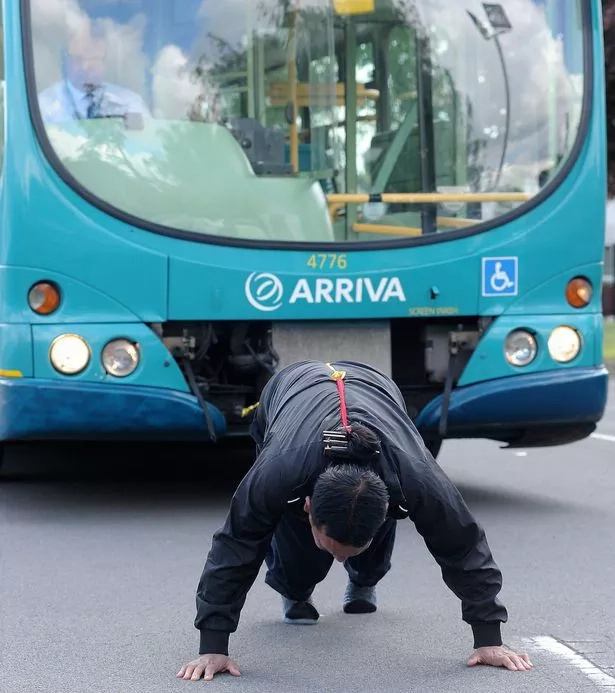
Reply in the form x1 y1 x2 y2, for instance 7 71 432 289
27 0 586 244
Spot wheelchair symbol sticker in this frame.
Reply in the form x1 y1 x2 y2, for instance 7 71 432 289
482 257 518 297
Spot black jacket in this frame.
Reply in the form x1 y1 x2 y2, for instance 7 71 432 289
195 360 508 655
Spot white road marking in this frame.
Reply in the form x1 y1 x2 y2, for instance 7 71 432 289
528 636 615 686
591 433 615 443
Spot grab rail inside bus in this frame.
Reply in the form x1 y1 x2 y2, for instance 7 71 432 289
331 192 532 234
352 215 479 236
353 223 422 236
327 193 532 230
327 192 532 205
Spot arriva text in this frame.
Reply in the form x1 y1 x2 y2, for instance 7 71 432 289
245 272 406 311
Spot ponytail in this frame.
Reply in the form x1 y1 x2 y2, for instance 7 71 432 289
347 422 381 459
335 422 381 463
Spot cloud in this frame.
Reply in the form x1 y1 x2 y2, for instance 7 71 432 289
30 0 147 95
30 0 88 88
402 0 582 180
151 45 202 120
96 14 148 96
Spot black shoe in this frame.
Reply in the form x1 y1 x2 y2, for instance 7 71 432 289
343 581 377 614
282 597 320 625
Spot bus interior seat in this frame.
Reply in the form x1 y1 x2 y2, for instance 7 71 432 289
229 118 294 176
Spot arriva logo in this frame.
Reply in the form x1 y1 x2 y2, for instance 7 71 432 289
244 273 406 312
245 272 285 312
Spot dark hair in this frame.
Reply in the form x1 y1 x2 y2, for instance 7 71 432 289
344 422 381 462
310 464 389 547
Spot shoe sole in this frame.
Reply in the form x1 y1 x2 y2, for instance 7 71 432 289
283 617 319 625
343 600 377 614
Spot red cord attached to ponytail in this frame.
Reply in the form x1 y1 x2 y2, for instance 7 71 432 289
327 364 352 433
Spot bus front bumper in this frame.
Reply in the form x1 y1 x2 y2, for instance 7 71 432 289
0 377 227 442
0 367 608 447
415 366 609 447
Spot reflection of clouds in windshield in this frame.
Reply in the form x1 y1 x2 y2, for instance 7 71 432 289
46 124 170 184
415 0 579 177
196 0 254 63
31 0 88 87
96 15 148 96
151 46 201 119
31 0 583 197
31 0 148 95
195 0 330 64
45 127 89 159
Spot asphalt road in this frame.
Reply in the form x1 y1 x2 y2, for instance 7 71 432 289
1 380 614 693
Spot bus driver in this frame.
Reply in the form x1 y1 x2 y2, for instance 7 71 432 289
38 23 149 124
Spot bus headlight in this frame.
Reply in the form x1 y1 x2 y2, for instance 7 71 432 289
504 330 537 367
548 326 581 363
102 339 140 377
50 334 91 375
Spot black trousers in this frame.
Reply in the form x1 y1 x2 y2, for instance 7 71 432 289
265 510 397 602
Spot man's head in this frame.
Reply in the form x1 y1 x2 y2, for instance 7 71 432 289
65 24 107 90
305 460 389 563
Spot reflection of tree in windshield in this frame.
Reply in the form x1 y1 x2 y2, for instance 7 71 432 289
58 121 172 208
189 0 289 124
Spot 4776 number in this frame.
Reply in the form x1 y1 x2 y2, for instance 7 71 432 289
307 254 348 270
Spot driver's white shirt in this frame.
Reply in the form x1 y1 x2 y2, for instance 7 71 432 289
38 79 150 123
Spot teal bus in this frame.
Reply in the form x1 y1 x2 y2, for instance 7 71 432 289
0 0 608 466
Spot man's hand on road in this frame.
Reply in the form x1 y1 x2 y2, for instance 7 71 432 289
468 645 533 671
177 654 241 681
